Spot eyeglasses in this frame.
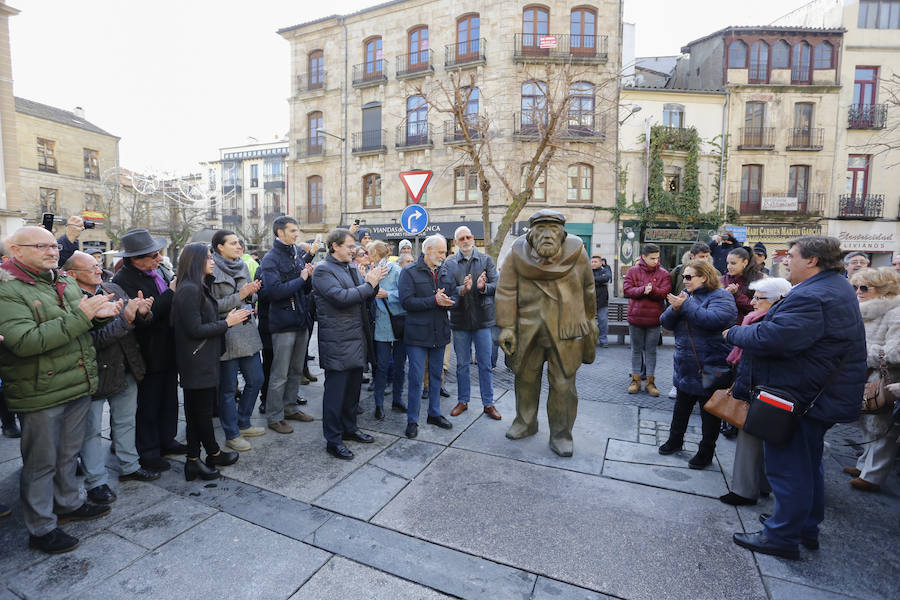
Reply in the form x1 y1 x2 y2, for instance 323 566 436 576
853 285 870 293
751 295 769 301
682 274 695 280
17 243 62 252
136 251 160 260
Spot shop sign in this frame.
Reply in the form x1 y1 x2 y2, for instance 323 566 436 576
363 220 484 240
644 228 702 243
833 222 897 251
761 197 798 211
744 223 821 244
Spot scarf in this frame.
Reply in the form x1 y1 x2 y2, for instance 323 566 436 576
142 267 168 295
212 252 246 280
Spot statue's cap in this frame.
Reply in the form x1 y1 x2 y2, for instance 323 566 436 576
528 209 566 227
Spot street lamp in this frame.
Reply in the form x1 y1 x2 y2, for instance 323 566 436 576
619 104 642 126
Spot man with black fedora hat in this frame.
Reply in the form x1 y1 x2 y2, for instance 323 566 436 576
112 229 186 472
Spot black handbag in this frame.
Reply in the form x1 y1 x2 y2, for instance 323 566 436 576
381 298 405 340
685 322 734 392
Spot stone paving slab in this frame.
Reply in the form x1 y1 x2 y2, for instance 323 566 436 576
306 515 536 600
149 463 249 508
212 485 332 542
9 532 145 600
533 577 616 599
451 393 636 476
638 407 701 428
0 436 20 465
109 494 216 550
354 389 484 445
85 512 330 600
368 438 444 479
290 556 455 600
602 460 729 498
764 577 864 600
313 464 408 521
0 458 54 579
606 438 706 469
373 448 764 600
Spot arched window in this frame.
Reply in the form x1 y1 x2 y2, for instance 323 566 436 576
308 50 324 89
364 37 383 79
520 81 548 131
748 41 769 83
772 40 790 69
406 95 428 145
728 40 747 68
456 14 481 63
567 163 592 203
307 111 323 153
363 174 381 209
792 41 811 83
307 176 323 223
408 26 429 71
568 82 595 133
813 41 833 69
522 6 549 54
570 7 596 56
663 103 684 128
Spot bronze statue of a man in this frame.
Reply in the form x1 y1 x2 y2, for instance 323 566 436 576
496 209 598 457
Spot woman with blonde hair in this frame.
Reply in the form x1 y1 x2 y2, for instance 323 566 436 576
368 240 407 419
846 267 900 492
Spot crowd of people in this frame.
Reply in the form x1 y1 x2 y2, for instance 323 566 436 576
0 217 895 564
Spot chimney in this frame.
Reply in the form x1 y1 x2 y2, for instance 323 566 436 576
73 106 85 119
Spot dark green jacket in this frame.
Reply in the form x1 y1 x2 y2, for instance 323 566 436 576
0 259 99 412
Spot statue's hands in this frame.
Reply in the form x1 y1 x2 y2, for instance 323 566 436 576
499 328 517 355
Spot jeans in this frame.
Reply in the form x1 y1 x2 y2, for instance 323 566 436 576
184 387 221 459
596 305 609 345
322 368 363 445
490 326 500 368
219 353 264 439
375 341 405 407
629 324 660 377
82 374 140 490
19 396 90 536
406 345 445 423
266 329 309 423
453 328 494 407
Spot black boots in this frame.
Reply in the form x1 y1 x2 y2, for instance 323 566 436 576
688 446 715 470
205 451 239 469
185 458 220 481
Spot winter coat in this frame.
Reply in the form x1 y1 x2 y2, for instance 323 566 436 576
593 267 610 309
709 239 739 275
57 234 78 268
445 248 498 330
398 254 459 348
88 282 149 398
660 287 737 396
858 295 900 376
210 256 263 361
623 258 671 327
311 254 376 371
172 279 227 390
0 260 99 412
726 271 866 425
373 261 406 343
721 271 761 325
259 239 312 334
112 261 175 373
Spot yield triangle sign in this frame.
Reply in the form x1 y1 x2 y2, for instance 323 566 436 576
399 170 433 203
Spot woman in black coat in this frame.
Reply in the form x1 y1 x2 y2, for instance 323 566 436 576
172 243 249 481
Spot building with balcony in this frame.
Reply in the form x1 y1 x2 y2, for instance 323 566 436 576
278 0 622 254
15 97 120 253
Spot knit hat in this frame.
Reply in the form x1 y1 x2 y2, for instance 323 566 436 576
753 241 767 258
399 239 412 251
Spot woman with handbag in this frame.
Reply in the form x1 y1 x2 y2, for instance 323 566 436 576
659 260 738 469
718 277 793 506
847 267 900 492
172 243 247 481
368 241 407 420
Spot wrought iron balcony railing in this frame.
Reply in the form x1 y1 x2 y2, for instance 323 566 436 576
838 194 884 219
295 70 325 94
296 139 326 158
445 38 486 68
847 104 888 129
396 123 433 149
351 130 387 154
513 112 605 141
738 127 775 149
396 50 433 78
787 128 824 150
513 33 608 63
442 118 485 144
352 61 387 87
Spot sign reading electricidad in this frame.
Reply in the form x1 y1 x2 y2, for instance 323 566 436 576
400 205 429 235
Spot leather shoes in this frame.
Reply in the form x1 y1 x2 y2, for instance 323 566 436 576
140 456 171 472
439 387 450 398
483 405 502 420
285 411 314 422
56 502 110 525
450 402 468 417
405 423 418 438
29 528 79 554
119 468 161 482
426 415 452 429
185 458 220 481
205 451 239 468
733 531 799 560
87 484 117 505
719 492 756 506
268 420 294 434
757 514 818 550
327 444 354 460
374 406 385 420
342 430 375 443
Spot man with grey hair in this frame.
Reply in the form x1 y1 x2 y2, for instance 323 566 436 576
445 226 501 420
843 251 869 279
398 234 459 438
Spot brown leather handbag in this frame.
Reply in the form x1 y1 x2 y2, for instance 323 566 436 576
862 351 897 414
704 385 748 428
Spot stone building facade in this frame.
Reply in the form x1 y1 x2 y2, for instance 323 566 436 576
0 1 21 240
278 0 622 254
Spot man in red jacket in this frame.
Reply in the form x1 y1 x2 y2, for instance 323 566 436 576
623 243 671 396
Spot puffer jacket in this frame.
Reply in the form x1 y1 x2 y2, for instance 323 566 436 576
0 260 99 411
210 254 263 361
88 282 149 398
623 258 671 327
660 286 737 396
398 254 459 348
172 279 227 389
373 260 406 343
259 239 312 334
312 254 376 371
858 295 900 374
726 271 866 425
445 248 498 331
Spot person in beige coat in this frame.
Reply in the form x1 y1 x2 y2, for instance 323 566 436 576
848 267 900 492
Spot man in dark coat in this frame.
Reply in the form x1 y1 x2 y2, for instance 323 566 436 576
726 236 866 560
312 229 386 459
112 229 184 472
709 231 740 275
591 255 610 348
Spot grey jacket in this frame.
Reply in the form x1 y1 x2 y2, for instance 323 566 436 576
210 259 263 361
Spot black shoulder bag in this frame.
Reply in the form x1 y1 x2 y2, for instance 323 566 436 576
380 299 405 340
685 321 734 392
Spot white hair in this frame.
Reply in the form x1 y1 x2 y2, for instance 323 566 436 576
454 226 472 240
422 234 446 253
749 277 792 300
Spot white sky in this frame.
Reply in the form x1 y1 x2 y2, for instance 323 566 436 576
9 0 810 174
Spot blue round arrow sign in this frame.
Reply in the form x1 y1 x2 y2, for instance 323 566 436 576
400 205 429 235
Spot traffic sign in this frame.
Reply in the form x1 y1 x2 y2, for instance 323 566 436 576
400 205 429 235
399 170 432 204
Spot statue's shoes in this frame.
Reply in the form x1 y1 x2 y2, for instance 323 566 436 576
505 423 538 440
550 437 574 457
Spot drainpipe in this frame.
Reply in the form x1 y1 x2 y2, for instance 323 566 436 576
717 89 730 222
341 16 349 226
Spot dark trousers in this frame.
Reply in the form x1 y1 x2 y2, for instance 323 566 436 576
0 387 18 429
183 387 221 459
667 389 720 451
136 369 179 460
763 418 830 547
322 368 363 446
260 347 274 405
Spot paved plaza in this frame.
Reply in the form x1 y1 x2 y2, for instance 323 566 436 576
0 338 897 600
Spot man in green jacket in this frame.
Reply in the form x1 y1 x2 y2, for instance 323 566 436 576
0 226 121 554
